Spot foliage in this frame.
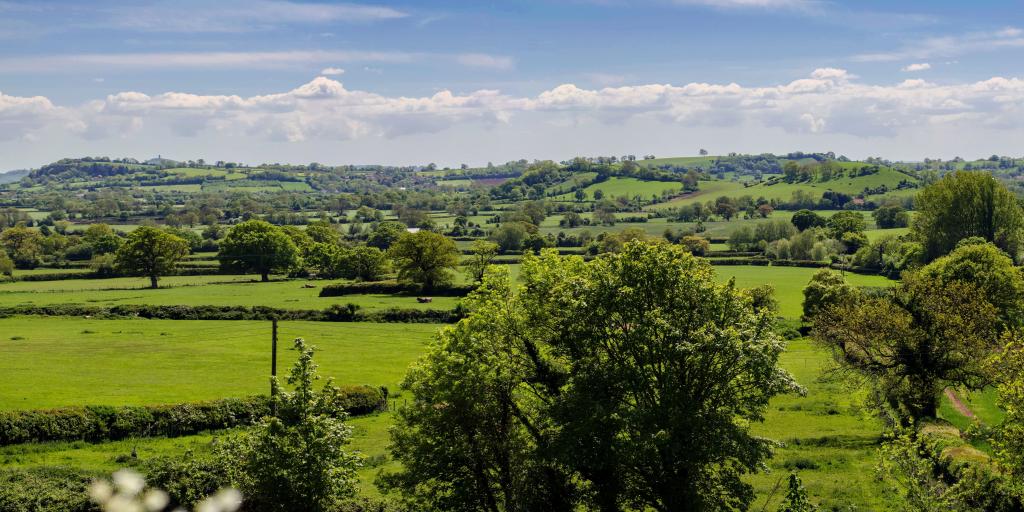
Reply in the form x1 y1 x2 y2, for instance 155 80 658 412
873 206 910 229
114 226 190 288
0 226 44 268
90 469 241 512
0 389 384 445
0 249 12 278
791 210 825 231
464 239 499 282
489 221 533 253
918 241 1024 328
912 171 1024 261
388 231 460 292
218 220 300 281
826 211 866 239
778 473 816 512
991 336 1024 491
383 243 800 511
801 269 856 321
0 466 98 512
221 338 361 512
342 245 389 281
366 222 407 250
812 274 999 420
680 234 710 256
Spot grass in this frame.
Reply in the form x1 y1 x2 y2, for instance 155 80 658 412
715 265 895 319
553 177 680 201
0 317 441 409
0 275 461 311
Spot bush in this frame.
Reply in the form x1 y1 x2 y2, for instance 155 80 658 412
0 388 385 446
0 466 99 512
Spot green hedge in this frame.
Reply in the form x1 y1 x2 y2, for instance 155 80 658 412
0 386 385 446
0 304 464 323
0 467 99 512
319 280 475 297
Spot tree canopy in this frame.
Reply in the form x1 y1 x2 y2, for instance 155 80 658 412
218 220 299 282
912 171 1024 262
113 226 189 289
383 242 800 511
388 231 460 292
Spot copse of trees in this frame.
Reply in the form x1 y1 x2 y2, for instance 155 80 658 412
912 171 1024 262
113 226 190 289
382 243 800 511
791 209 826 231
218 220 300 282
873 205 910 229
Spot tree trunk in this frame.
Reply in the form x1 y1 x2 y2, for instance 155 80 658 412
149 275 159 289
261 272 269 282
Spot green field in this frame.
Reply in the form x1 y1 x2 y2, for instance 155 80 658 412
0 317 440 409
554 177 681 201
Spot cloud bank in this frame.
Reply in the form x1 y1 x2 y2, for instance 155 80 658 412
2 68 1024 159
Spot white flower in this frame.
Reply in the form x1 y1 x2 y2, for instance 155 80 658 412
112 469 146 497
143 489 170 511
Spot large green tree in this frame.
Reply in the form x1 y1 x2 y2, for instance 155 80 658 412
384 243 800 511
389 231 460 292
114 226 189 288
912 171 1024 261
919 241 1024 328
812 274 999 420
218 220 299 282
464 239 499 283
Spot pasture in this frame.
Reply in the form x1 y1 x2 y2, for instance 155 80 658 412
0 317 440 410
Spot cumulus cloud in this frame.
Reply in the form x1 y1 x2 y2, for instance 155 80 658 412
902 62 931 72
320 67 345 76
4 69 1024 147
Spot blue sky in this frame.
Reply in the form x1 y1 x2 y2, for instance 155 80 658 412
1 0 1023 169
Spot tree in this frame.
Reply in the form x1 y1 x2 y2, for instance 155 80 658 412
384 243 800 511
801 269 855 321
366 221 406 250
340 245 388 281
114 226 189 288
593 200 617 226
389 231 460 292
305 221 340 245
0 250 12 278
912 171 1024 261
218 220 299 282
222 338 361 512
680 235 710 256
490 221 532 253
812 274 999 420
82 224 122 255
464 240 499 283
574 189 587 202
919 241 1024 327
791 209 826 232
0 226 43 269
826 211 866 239
873 206 910 229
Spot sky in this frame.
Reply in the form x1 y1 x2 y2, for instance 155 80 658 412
1 0 1023 170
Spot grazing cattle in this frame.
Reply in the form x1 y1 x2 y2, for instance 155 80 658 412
417 297 433 303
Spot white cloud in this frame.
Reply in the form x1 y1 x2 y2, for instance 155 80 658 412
4 69 1024 154
320 67 345 76
902 62 931 72
854 26 1024 62
455 53 515 71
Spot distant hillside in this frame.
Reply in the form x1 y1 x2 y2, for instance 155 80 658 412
0 169 28 184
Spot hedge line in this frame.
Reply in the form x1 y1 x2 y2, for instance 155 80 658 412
0 387 385 446
0 303 464 323
12 267 222 282
319 280 475 297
